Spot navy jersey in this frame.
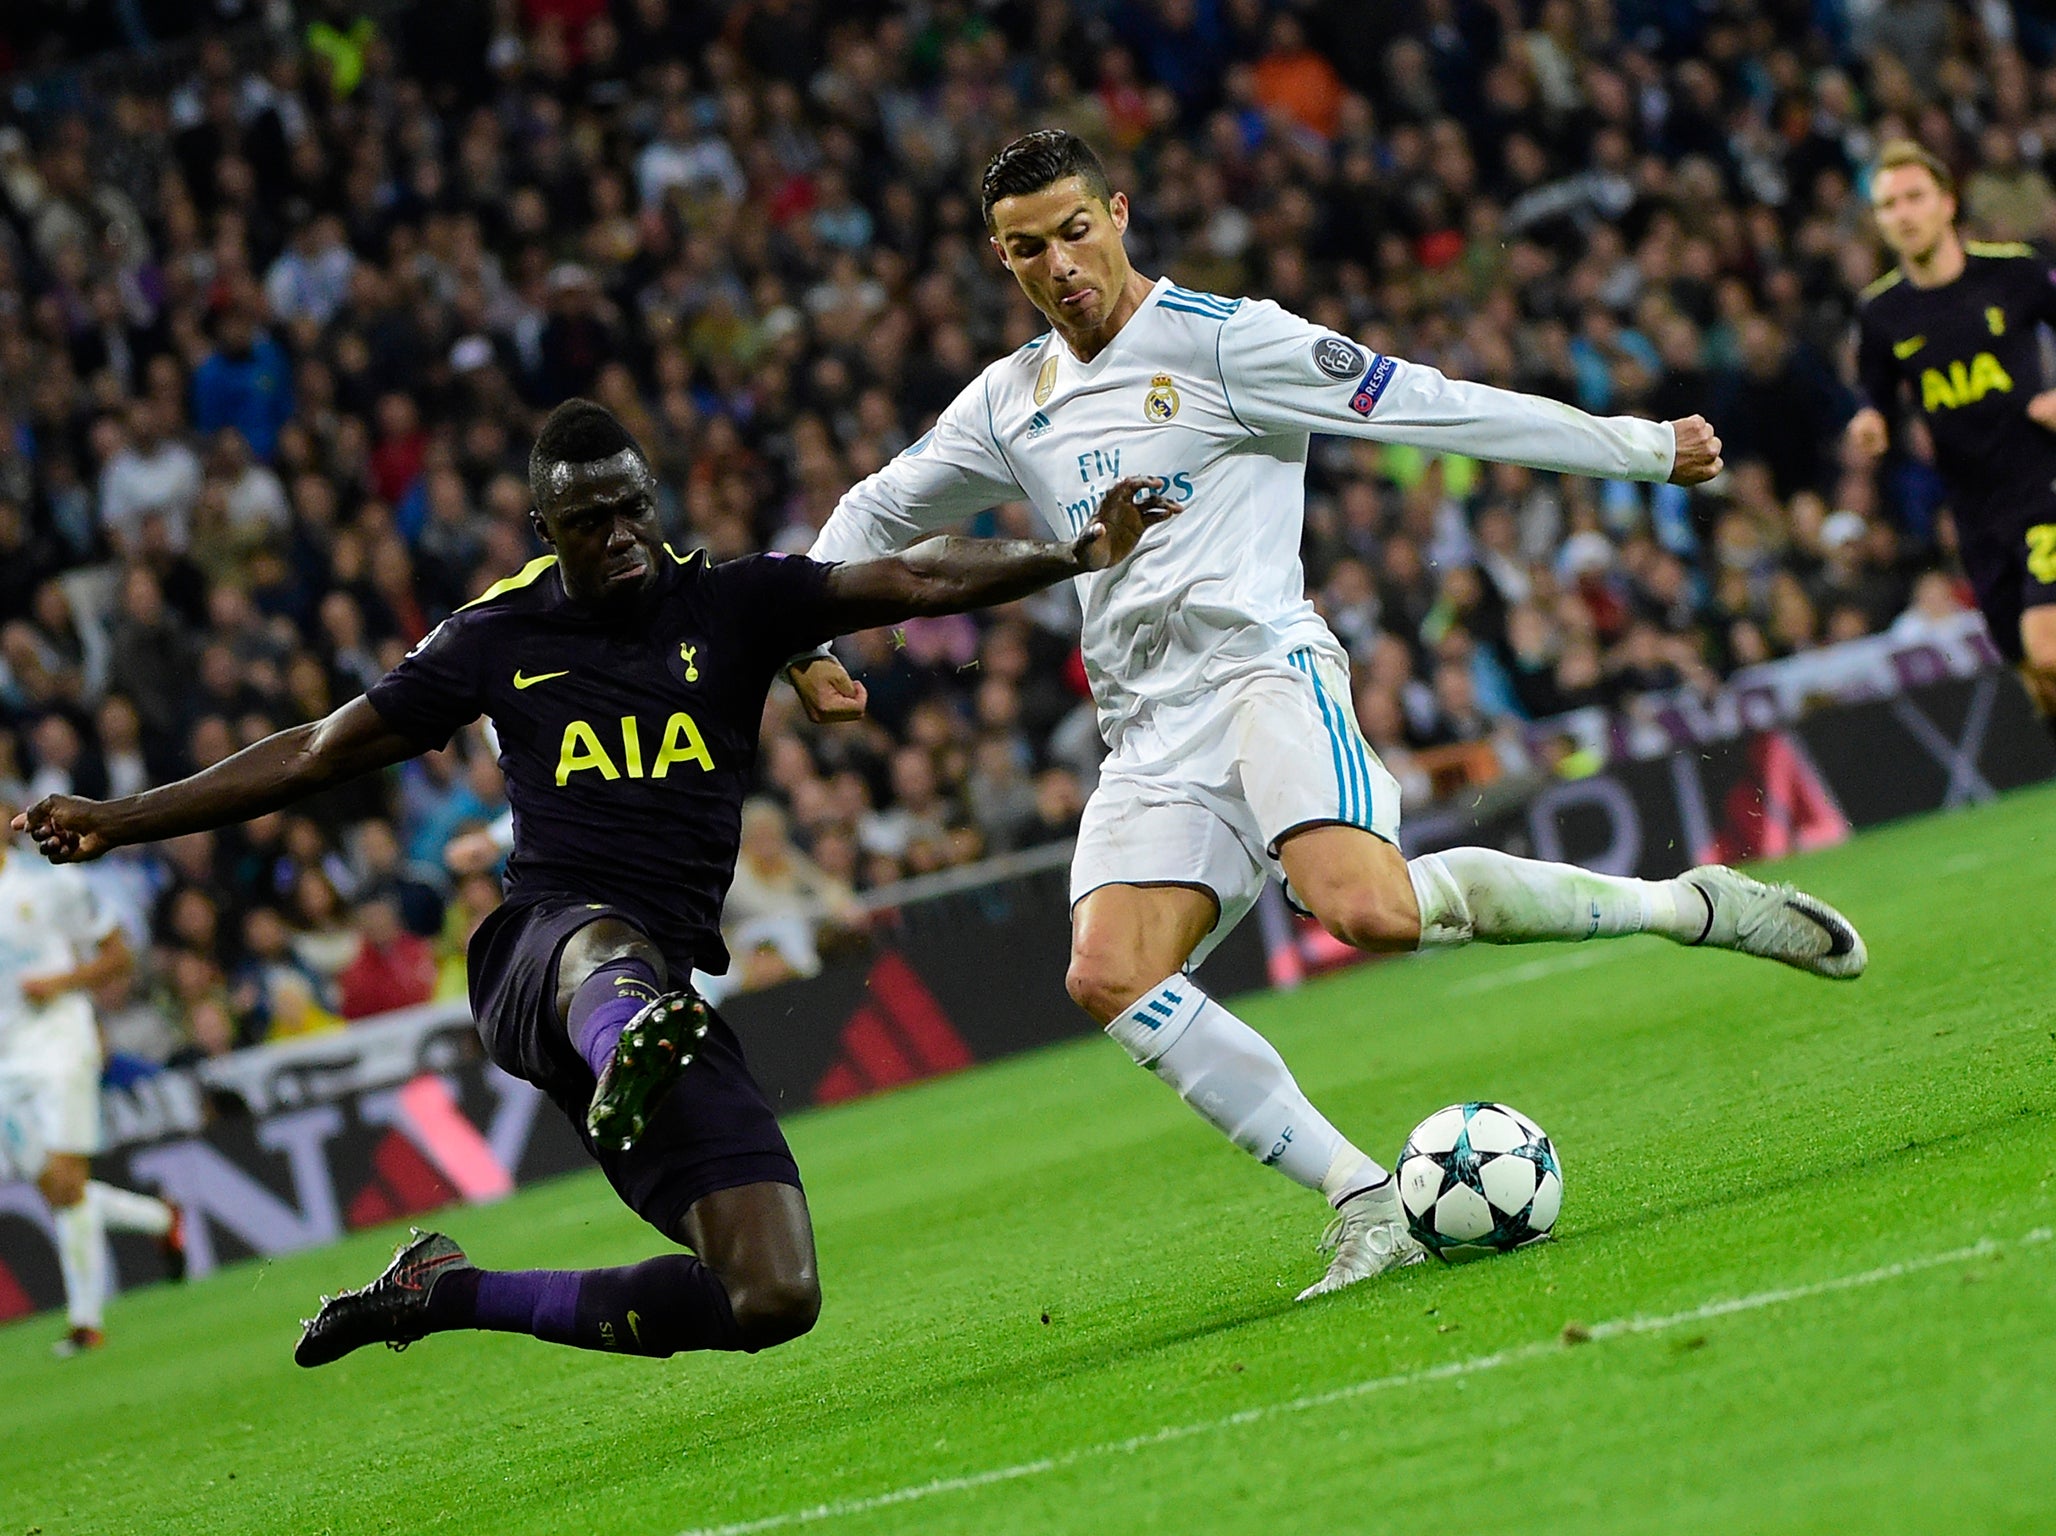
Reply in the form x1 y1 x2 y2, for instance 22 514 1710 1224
367 546 840 973
1855 242 2056 529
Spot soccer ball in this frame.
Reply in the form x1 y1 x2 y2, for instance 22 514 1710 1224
1398 1102 1562 1262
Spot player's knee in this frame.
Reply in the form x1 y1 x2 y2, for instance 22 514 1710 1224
726 1267 821 1351
37 1158 87 1209
1309 883 1420 953
1066 952 1154 1026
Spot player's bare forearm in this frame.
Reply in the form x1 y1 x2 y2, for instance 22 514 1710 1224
828 535 1092 627
13 697 420 862
821 475 1181 630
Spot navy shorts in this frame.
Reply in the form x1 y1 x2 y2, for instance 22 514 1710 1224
1960 507 2056 664
466 894 801 1242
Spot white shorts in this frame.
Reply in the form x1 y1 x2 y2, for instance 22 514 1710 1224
0 1006 103 1181
1071 646 1402 965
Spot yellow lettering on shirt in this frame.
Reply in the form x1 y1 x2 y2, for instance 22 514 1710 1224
553 714 715 782
651 712 714 776
555 720 621 784
1968 351 2013 399
1920 352 2014 412
2028 524 2056 585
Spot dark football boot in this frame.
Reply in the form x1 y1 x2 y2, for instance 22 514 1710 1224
585 990 711 1153
294 1229 474 1368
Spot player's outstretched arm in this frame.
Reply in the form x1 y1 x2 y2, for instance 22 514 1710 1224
818 475 1181 632
1222 304 1718 484
12 697 422 864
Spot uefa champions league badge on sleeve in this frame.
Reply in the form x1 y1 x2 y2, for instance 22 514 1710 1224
1313 335 1367 381
1349 355 1397 416
1144 373 1181 423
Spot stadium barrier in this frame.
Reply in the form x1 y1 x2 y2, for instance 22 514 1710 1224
2 670 2051 1319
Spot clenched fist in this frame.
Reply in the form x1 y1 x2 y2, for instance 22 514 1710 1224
786 654 869 724
12 795 117 864
1667 416 1724 486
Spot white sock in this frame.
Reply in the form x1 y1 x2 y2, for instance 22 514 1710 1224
90 1181 173 1237
53 1195 108 1331
1408 846 1707 949
1105 974 1387 1205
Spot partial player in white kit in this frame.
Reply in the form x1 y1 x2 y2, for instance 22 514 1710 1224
792 131 1867 1297
0 827 184 1354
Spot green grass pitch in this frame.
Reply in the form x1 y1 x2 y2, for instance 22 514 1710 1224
4 784 2055 1535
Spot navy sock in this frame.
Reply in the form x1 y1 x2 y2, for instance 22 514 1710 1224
566 957 664 1078
423 1255 745 1356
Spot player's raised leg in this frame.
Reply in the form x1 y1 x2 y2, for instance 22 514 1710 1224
1066 880 1422 1297
1276 827 1865 978
88 1180 185 1281
551 919 711 1153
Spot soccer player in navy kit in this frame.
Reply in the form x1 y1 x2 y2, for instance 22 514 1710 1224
14 400 1179 1367
1848 140 2056 734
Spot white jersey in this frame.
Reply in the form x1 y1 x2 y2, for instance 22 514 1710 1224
810 277 1676 745
0 848 116 1052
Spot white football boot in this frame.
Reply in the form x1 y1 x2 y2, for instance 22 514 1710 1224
1296 1178 1426 1301
1679 865 1867 979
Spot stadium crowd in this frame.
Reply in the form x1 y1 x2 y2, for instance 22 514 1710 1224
0 0 2044 1063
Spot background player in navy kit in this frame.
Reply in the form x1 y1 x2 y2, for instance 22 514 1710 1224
1847 140 2056 733
12 399 1179 1368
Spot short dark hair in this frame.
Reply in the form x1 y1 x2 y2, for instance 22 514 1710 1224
980 129 1112 229
529 398 641 485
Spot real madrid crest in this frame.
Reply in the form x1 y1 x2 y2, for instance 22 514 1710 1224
1144 373 1181 423
1034 355 1059 406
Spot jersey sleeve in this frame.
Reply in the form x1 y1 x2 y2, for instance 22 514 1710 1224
364 614 486 749
1853 304 1900 428
1216 299 1677 482
716 552 846 669
808 372 1025 565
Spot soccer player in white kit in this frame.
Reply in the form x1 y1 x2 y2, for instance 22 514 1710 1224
0 828 183 1353
793 131 1867 1297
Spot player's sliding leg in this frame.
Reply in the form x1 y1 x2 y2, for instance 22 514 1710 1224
298 902 819 1366
88 1179 187 1281
39 1152 107 1355
295 1184 818 1366
554 919 711 1152
1279 827 1865 979
1067 883 1423 1299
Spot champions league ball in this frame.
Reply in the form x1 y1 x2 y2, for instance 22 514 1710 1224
1398 1102 1562 1262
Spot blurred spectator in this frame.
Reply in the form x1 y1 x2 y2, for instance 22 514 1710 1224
337 892 437 1020
190 304 295 463
721 799 863 993
99 400 202 556
229 906 342 1043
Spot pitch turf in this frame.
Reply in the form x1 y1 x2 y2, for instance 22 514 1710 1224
5 785 2056 1536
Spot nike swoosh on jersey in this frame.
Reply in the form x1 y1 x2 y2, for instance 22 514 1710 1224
512 669 571 689
1893 336 1926 359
